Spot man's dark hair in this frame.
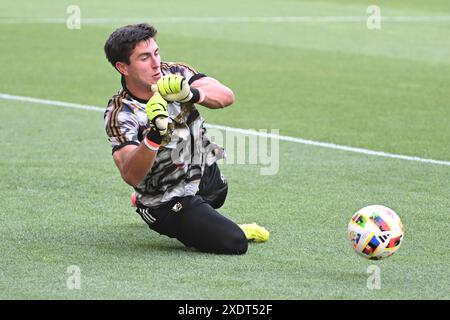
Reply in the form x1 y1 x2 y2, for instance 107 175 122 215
104 23 157 69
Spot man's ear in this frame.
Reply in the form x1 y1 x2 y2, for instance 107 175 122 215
115 61 128 76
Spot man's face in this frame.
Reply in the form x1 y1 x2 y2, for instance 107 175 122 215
121 38 162 86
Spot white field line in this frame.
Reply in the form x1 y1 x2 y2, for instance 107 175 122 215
1 16 450 24
1 92 449 167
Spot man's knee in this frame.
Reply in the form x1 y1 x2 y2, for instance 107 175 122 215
204 184 228 209
198 163 228 209
219 227 248 255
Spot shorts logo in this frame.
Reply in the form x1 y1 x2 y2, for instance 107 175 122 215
172 202 183 213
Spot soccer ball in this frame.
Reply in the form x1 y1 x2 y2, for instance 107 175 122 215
348 205 404 260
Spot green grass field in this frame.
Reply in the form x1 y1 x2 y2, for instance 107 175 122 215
0 0 449 299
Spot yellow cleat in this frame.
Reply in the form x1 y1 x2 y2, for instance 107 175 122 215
239 223 270 243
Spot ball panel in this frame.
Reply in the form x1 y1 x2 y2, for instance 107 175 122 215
348 205 404 260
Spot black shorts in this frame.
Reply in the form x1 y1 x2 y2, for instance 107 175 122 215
135 163 247 254
197 162 228 209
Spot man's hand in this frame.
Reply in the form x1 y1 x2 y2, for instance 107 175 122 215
146 92 168 135
152 74 199 103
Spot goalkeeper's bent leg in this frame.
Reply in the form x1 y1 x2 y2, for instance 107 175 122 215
136 195 248 255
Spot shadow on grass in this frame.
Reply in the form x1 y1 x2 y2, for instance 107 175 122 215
85 222 200 256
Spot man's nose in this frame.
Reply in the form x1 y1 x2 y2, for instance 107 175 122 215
150 56 159 69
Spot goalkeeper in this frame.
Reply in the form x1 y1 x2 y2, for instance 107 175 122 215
103 23 268 254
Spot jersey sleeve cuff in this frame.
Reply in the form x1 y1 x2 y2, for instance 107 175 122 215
188 73 207 85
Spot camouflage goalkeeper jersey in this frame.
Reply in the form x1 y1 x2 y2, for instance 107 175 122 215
104 62 225 208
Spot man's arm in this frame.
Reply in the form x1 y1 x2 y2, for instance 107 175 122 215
110 92 168 188
112 143 158 187
190 76 235 109
154 74 235 109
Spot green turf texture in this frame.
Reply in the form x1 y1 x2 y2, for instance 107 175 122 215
0 0 449 299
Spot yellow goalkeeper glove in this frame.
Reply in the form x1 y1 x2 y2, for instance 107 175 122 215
152 74 201 103
146 92 168 135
